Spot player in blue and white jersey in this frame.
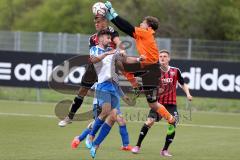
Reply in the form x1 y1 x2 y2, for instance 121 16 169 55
87 29 124 158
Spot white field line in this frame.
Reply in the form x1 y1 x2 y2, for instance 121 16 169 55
0 112 240 130
0 99 239 116
130 120 240 130
0 112 55 118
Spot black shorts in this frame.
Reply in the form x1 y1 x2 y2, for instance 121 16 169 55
122 62 161 103
93 104 102 119
148 104 179 124
80 63 97 88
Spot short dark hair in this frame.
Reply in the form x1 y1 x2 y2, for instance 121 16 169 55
97 29 111 37
159 49 170 55
94 15 106 21
144 16 159 31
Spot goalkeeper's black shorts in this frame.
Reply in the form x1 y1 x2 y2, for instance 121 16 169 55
122 62 161 103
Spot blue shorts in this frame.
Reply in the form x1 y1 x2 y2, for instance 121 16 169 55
96 81 121 109
92 103 121 119
93 104 100 119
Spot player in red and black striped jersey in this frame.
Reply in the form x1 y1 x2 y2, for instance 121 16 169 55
158 65 185 105
131 49 193 156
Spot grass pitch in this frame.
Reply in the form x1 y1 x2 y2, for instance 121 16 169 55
0 100 240 160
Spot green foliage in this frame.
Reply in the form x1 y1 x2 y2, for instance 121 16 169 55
0 0 42 30
219 0 240 40
13 0 98 33
1 0 240 40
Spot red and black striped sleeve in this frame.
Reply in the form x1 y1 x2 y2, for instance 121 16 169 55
177 68 185 85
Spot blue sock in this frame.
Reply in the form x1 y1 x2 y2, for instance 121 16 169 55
119 125 129 146
78 128 91 141
93 123 112 146
89 117 104 137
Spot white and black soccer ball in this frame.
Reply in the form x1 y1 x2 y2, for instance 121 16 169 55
92 2 107 16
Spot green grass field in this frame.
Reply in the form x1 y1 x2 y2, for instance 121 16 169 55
1 86 240 112
0 100 240 160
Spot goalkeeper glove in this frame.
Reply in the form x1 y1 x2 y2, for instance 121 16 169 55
105 1 112 9
105 1 118 21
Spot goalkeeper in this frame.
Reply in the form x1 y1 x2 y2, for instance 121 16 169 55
104 1 176 124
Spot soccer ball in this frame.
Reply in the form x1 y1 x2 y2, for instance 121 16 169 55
92 2 107 16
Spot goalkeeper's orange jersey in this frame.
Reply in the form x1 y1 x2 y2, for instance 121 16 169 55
133 27 159 65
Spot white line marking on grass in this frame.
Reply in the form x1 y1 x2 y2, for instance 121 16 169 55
0 112 55 118
1 112 240 130
121 106 240 116
1 99 239 116
130 121 240 130
178 123 240 130
0 99 57 105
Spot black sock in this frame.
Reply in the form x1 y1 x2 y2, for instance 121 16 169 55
136 124 150 147
68 96 84 119
163 131 175 151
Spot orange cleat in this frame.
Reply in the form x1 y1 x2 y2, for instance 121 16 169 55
71 136 80 149
121 145 133 151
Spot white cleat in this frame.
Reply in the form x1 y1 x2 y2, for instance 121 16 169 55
160 150 172 157
131 146 140 154
58 116 72 127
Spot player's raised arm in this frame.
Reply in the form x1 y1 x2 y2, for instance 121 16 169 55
104 1 135 37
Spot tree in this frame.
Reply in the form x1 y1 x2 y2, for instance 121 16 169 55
13 0 98 33
1 0 239 40
0 0 42 30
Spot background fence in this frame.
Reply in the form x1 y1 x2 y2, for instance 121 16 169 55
0 30 240 102
1 30 240 61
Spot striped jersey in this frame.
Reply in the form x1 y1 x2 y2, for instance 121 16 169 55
158 66 185 105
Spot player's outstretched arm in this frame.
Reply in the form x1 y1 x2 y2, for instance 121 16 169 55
111 16 135 37
105 1 135 37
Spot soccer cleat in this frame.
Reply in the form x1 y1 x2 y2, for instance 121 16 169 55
85 134 92 149
131 146 140 154
121 145 133 151
160 150 172 157
71 136 80 149
58 116 72 127
90 145 98 159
